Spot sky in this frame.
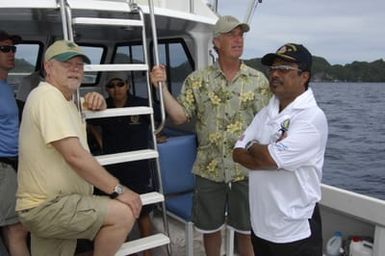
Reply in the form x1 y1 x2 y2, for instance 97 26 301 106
217 0 385 65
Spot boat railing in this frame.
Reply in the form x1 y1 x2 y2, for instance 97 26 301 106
321 184 385 255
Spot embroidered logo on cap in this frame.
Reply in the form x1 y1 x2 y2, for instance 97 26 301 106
277 44 298 55
67 42 77 49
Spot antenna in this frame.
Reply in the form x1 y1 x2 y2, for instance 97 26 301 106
244 0 262 25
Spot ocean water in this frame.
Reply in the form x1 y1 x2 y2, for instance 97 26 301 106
311 82 385 200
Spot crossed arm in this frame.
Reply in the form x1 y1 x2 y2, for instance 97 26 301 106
233 142 278 171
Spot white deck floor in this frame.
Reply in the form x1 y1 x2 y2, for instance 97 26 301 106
129 210 231 256
151 211 205 256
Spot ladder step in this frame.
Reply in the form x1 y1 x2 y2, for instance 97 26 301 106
84 107 153 119
140 192 164 205
73 17 144 27
115 233 170 256
95 149 158 166
84 64 148 72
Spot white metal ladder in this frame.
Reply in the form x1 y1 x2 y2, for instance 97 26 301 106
58 0 170 255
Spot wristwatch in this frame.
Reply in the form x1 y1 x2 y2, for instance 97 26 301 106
245 139 259 151
110 184 124 199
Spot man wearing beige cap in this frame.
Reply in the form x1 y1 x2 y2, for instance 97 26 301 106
151 15 270 255
16 40 142 256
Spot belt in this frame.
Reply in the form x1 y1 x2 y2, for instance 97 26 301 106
0 156 18 170
19 208 33 214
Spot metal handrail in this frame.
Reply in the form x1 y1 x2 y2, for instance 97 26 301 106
58 0 69 40
146 2 171 254
149 0 166 135
57 0 83 118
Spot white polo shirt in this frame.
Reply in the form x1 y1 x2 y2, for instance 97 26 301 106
235 88 328 243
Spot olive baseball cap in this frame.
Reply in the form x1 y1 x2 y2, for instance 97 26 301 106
213 15 250 37
261 43 312 71
44 40 91 64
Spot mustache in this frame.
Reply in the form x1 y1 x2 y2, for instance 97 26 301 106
270 77 282 85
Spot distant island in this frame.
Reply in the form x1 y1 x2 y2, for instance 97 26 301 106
15 55 385 82
244 56 385 82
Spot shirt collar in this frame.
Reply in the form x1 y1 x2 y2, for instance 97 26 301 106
212 60 249 79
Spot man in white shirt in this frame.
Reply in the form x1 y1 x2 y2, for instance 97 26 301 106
233 43 328 256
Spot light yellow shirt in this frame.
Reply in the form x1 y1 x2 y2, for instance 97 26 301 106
16 82 92 211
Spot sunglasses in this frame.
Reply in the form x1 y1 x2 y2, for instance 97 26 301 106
268 65 302 74
0 45 17 53
106 81 125 88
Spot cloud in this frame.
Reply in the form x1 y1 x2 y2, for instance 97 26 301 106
217 0 385 64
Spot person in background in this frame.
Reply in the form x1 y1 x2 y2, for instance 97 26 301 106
151 15 271 256
233 43 327 256
16 40 142 256
90 72 160 256
0 30 30 256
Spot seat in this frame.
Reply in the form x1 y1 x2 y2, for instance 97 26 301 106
157 130 197 256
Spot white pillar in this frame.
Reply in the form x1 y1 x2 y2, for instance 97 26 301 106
373 225 385 256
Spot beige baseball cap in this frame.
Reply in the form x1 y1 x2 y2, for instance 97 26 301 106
213 15 250 37
44 40 90 64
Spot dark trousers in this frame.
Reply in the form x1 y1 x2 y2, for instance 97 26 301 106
0 156 18 171
251 204 323 256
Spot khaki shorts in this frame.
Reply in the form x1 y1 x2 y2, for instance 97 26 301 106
192 176 251 233
0 163 19 226
18 194 109 256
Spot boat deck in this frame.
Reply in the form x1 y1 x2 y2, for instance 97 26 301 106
151 211 206 255
130 210 233 255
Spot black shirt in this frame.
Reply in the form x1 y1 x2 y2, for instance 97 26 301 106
90 94 160 189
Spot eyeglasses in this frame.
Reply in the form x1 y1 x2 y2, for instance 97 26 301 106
0 45 17 53
268 65 301 74
106 81 125 88
58 61 84 69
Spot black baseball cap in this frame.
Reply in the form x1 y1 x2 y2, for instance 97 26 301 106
0 30 22 44
261 43 312 72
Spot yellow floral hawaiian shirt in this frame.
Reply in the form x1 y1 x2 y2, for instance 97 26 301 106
177 62 271 182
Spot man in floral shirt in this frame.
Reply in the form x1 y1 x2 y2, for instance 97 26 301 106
151 16 270 256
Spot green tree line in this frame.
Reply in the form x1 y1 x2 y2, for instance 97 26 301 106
168 56 385 83
244 56 385 82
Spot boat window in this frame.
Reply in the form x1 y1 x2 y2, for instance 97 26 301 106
8 43 104 90
9 42 42 91
80 45 105 85
113 39 194 99
114 44 148 98
151 39 195 97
